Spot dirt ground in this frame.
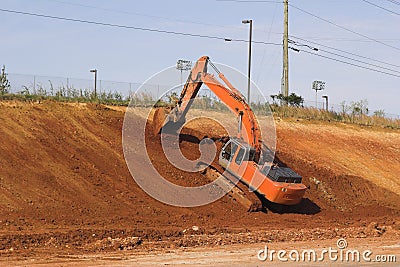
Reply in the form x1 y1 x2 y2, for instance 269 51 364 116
0 101 399 266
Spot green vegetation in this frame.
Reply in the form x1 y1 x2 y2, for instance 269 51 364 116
0 65 398 129
3 88 397 128
270 92 304 107
0 66 11 95
0 88 131 106
0 79 133 106
271 100 399 129
0 65 134 105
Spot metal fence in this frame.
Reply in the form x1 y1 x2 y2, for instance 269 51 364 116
7 73 141 99
4 72 400 120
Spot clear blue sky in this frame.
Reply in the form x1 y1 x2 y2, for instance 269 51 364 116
1 0 400 114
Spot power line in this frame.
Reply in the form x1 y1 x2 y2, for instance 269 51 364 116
216 0 400 46
256 0 280 83
299 49 400 78
63 0 391 45
292 36 400 42
0 8 281 46
50 0 288 38
385 0 400 6
216 0 400 78
290 35 400 68
289 3 400 52
320 49 400 74
216 0 400 51
3 6 399 79
290 39 400 74
361 0 400 16
47 0 246 31
47 0 285 43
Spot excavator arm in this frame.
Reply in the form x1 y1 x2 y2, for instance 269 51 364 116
171 56 263 154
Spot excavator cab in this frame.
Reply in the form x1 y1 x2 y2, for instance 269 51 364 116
219 138 255 170
219 138 306 205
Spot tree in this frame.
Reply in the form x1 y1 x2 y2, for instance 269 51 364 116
275 92 304 107
287 93 304 107
0 65 11 94
167 92 178 104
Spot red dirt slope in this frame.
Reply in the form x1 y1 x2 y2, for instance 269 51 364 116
0 101 399 256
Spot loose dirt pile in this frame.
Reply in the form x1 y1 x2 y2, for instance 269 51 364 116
0 101 399 260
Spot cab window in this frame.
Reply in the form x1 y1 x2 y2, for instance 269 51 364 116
221 142 232 160
231 144 238 161
235 147 246 165
222 142 238 162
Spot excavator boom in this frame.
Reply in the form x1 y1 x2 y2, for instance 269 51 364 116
173 56 262 153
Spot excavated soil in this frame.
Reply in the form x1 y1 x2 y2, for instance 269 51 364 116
0 101 399 263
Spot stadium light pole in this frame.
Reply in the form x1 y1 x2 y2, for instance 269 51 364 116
176 60 192 86
90 69 97 98
312 80 325 108
242 19 252 104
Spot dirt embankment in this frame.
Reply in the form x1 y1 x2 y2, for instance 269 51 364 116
275 119 400 213
0 101 399 258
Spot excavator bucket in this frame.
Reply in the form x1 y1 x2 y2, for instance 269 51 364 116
152 107 167 136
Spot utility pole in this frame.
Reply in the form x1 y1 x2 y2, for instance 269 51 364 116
281 0 289 102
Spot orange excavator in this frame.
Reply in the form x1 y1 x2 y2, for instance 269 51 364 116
155 56 306 206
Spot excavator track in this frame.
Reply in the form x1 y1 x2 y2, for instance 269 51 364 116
202 163 263 212
151 107 263 212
